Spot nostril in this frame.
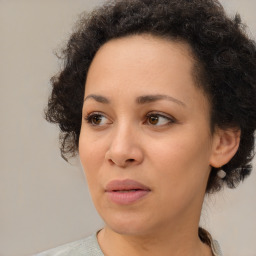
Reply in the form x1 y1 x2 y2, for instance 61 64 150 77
106 157 138 167
108 159 115 165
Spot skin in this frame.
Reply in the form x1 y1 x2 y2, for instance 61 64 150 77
79 34 240 256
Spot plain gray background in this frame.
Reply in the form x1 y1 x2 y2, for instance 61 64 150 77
0 1 255 255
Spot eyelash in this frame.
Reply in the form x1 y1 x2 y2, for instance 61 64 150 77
84 112 175 127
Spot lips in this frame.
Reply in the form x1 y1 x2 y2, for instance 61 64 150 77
105 179 150 192
105 179 151 205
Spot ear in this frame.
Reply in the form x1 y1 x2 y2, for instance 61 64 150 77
209 127 241 168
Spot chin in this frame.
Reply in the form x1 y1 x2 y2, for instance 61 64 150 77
102 211 154 236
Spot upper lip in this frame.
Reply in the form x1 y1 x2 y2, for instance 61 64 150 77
105 179 151 192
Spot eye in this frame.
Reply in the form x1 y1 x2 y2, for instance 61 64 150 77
146 113 174 126
84 112 110 126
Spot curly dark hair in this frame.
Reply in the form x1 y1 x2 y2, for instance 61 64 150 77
45 0 256 194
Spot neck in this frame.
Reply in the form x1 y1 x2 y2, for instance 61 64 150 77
97 222 212 256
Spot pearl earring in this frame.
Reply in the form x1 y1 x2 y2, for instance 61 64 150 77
217 169 226 179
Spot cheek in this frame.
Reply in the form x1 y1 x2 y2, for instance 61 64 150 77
79 133 107 210
149 127 212 191
79 130 106 181
146 134 211 219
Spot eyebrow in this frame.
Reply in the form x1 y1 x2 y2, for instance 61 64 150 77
84 94 110 104
136 94 186 107
84 93 186 107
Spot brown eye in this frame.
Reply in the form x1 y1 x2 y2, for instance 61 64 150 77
146 113 174 126
148 115 159 125
85 113 109 126
92 115 103 125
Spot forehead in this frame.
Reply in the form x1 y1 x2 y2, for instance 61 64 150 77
86 34 195 86
88 34 195 76
85 34 209 113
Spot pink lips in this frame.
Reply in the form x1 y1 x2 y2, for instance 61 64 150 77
105 179 151 205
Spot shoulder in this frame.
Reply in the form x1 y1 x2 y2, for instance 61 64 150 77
34 233 103 256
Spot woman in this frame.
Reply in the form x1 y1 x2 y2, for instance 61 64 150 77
38 0 256 255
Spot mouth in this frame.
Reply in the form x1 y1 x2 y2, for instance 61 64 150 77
113 189 142 192
105 179 151 205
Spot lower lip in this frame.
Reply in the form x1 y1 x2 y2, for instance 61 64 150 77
106 190 150 205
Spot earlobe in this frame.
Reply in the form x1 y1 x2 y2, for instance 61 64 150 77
209 127 241 168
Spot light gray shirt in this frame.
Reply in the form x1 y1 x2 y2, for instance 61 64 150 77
35 232 223 256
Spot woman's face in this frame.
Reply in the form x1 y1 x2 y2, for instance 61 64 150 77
79 35 216 236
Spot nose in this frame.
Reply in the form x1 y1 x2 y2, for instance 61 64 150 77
105 124 144 168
